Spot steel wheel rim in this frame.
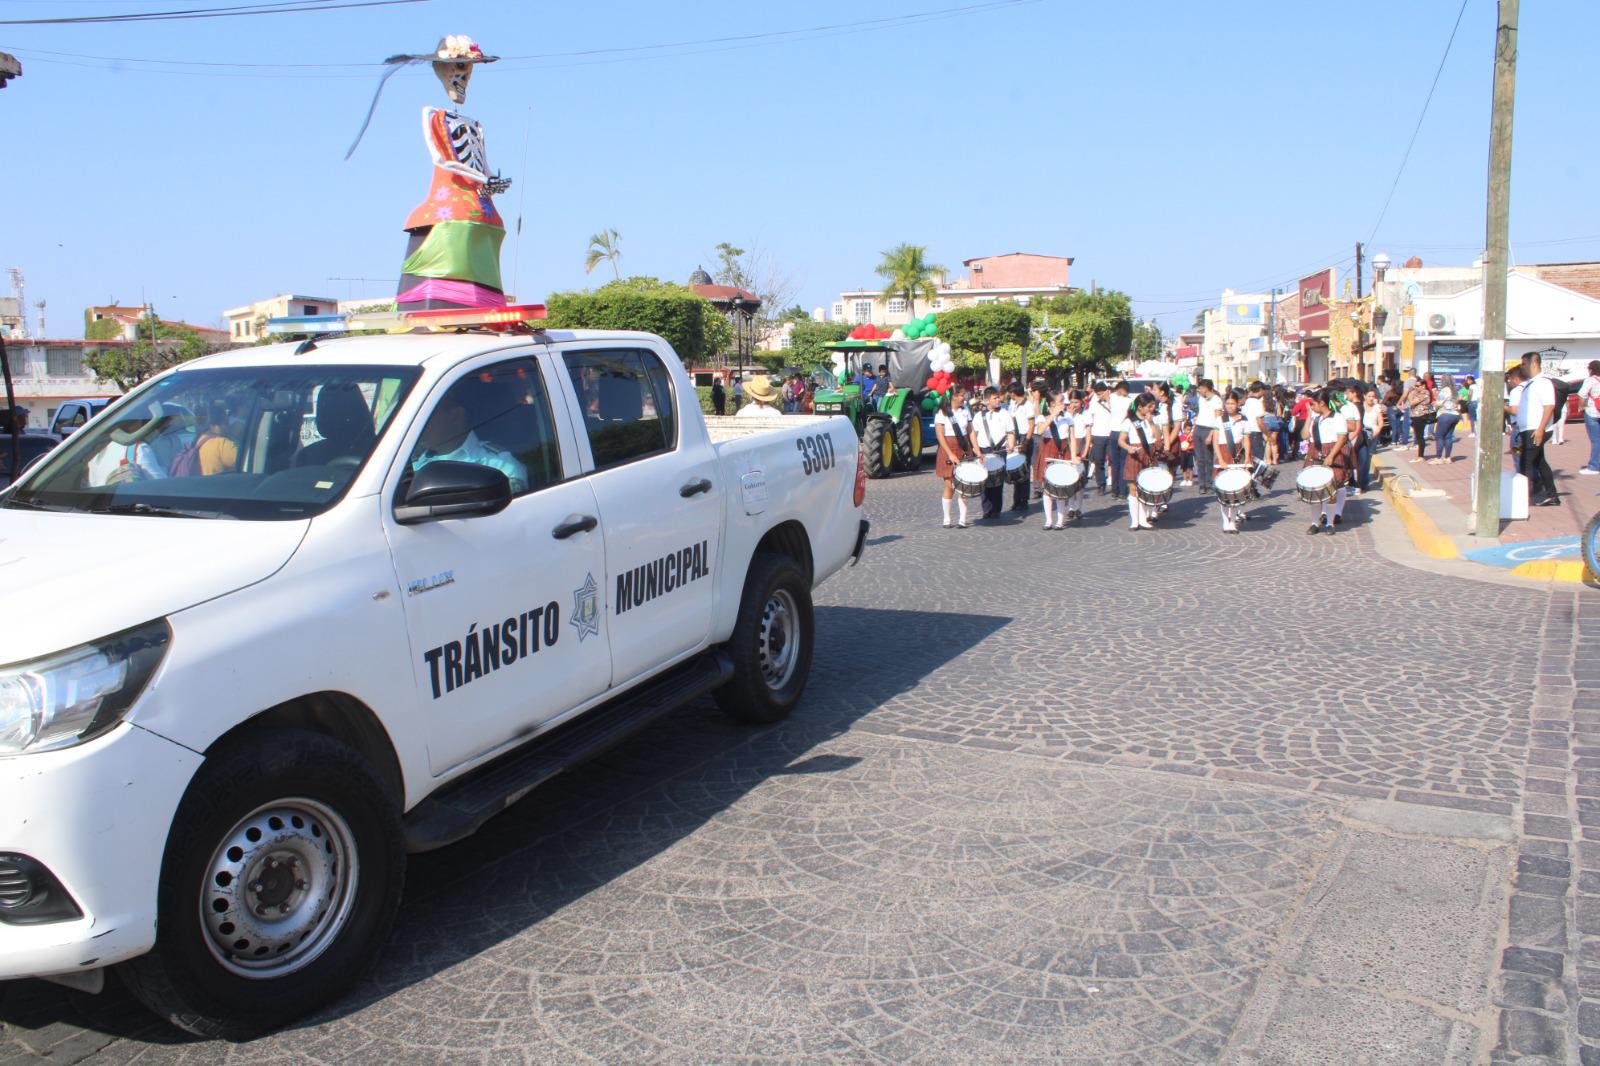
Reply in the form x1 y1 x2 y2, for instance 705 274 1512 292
198 797 359 979
759 588 800 691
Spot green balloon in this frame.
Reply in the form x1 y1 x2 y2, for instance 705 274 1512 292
925 321 938 336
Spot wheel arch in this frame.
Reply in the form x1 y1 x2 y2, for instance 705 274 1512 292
207 692 406 808
753 519 815 588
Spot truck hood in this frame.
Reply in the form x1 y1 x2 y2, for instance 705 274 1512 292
0 510 309 664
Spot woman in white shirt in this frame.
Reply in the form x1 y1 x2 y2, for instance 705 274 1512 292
1033 390 1077 530
1212 389 1254 533
933 384 974 528
1307 388 1353 535
1117 393 1163 530
1579 360 1600 475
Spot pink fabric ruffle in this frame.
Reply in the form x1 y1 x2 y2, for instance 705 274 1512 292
395 279 507 308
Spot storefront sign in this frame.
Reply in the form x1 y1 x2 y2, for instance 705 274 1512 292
1428 341 1480 379
1298 268 1334 333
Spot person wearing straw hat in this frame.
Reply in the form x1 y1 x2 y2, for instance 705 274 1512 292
736 376 783 417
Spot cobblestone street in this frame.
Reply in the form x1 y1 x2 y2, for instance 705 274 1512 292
4 467 1595 1064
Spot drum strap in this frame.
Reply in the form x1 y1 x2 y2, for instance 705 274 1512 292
1134 422 1153 457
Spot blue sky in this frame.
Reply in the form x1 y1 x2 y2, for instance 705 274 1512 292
3 0 1597 337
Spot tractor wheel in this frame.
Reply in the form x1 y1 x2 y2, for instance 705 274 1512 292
863 418 893 479
893 412 923 471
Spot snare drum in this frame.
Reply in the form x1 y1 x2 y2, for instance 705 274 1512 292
1004 453 1028 484
1214 466 1253 506
1253 460 1280 490
1294 465 1337 505
1042 460 1083 500
1134 466 1175 507
953 460 988 498
982 454 1005 488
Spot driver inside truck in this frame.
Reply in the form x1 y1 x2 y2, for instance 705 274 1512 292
409 375 529 494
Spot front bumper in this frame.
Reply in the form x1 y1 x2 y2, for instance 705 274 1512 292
0 723 202 981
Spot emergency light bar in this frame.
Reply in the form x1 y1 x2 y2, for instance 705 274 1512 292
265 303 547 337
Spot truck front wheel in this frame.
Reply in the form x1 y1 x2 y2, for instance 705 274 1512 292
715 553 814 724
120 730 405 1039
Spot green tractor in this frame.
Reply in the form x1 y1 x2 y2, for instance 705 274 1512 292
812 340 932 478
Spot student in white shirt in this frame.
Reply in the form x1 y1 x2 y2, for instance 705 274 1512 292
1118 393 1163 530
1008 382 1036 513
1212 390 1255 533
1086 381 1118 497
1578 359 1600 475
1515 351 1560 505
970 386 1016 519
1107 381 1134 498
1241 381 1269 463
933 383 974 529
1192 379 1224 493
1307 388 1353 534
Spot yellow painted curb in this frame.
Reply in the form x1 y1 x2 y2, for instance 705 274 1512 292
1381 477 1458 559
1510 560 1590 584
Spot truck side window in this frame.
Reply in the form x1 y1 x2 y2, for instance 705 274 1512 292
407 358 561 498
562 348 677 470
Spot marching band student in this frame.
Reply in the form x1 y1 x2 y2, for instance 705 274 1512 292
1306 388 1352 535
1150 382 1181 521
971 387 1015 520
1064 390 1091 522
1033 390 1073 529
1118 392 1162 531
1086 381 1117 496
1213 389 1255 533
1336 384 1365 494
1009 382 1035 512
934 384 973 529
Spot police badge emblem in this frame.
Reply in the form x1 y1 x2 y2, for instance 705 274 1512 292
571 573 600 642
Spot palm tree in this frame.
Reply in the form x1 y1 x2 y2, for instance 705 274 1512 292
875 243 947 321
584 229 622 280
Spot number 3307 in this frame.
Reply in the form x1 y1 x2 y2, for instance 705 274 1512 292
796 433 836 475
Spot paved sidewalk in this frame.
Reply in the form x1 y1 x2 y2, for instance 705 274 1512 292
1384 429 1600 544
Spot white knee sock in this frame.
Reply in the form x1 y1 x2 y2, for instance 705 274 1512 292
942 496 953 523
1128 497 1140 528
1042 496 1055 527
1332 487 1347 518
957 496 969 524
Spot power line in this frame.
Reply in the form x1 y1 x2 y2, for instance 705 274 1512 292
1364 0 1471 248
0 0 426 26
3 0 1034 77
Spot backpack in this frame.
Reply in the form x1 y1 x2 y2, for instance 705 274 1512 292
168 436 205 478
1546 374 1578 415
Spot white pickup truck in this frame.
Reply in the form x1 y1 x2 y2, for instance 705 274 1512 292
0 322 867 1037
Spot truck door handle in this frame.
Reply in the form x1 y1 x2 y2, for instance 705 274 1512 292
551 514 598 539
680 477 713 498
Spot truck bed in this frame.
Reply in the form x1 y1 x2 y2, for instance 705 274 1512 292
703 413 836 443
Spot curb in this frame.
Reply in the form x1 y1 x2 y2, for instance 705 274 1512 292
1381 474 1458 559
1511 559 1590 584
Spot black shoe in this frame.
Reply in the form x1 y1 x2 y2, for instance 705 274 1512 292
1537 496 1562 507
1332 515 1343 526
1307 523 1320 535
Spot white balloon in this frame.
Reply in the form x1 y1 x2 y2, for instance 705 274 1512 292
941 359 957 373
890 329 906 341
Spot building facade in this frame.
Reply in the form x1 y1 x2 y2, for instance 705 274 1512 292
222 294 341 343
2 339 126 424
832 253 1075 326
688 268 762 363
86 306 228 346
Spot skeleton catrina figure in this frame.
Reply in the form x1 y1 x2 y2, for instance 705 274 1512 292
345 35 511 311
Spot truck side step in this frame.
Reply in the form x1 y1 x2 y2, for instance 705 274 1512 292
402 651 734 852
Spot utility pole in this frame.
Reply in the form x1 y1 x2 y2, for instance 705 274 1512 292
1474 0 1517 539
1267 288 1278 384
1354 242 1365 380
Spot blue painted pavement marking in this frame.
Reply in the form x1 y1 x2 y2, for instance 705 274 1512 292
1464 536 1581 570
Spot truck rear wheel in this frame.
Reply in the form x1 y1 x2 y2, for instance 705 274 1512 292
893 412 923 471
715 553 814 724
863 418 893 479
120 730 405 1039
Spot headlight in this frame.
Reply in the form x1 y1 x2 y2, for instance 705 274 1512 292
0 620 170 756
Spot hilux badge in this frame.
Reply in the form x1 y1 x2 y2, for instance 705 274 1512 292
571 573 600 642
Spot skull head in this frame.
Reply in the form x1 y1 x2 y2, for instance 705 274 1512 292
433 60 472 105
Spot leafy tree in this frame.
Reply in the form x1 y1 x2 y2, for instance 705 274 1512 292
875 243 946 319
544 278 727 364
1131 317 1164 363
938 303 1031 373
776 304 811 324
786 319 850 370
84 316 217 391
1033 290 1134 380
713 242 749 288
84 317 123 341
1192 309 1207 331
584 228 622 280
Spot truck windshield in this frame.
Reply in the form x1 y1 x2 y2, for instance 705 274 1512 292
4 364 421 520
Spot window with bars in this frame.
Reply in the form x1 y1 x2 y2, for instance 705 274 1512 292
46 347 82 376
852 301 872 324
887 298 907 314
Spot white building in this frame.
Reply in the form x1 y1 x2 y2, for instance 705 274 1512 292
222 294 341 343
2 339 124 425
1201 290 1294 388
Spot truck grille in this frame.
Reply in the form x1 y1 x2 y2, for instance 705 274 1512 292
0 856 32 907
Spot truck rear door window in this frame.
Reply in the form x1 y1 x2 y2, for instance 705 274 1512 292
562 348 677 470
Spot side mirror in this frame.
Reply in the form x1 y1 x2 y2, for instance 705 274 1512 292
394 460 511 524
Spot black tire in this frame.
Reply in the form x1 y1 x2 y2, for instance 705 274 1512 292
863 418 893 479
893 411 924 472
714 553 814 724
120 729 405 1040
